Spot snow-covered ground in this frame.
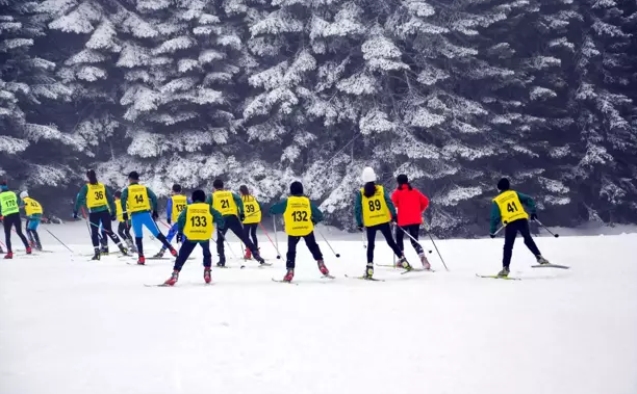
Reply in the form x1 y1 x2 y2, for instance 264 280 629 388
1 223 636 394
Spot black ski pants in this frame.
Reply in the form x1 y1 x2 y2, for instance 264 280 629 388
366 222 403 263
395 224 424 255
89 210 121 248
174 240 211 271
3 213 29 252
216 215 258 262
503 219 542 268
243 223 258 249
117 221 132 241
286 231 323 269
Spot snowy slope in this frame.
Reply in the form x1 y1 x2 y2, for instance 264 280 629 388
1 224 636 394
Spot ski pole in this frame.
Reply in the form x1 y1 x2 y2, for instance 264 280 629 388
316 229 341 258
272 217 280 257
534 220 559 238
217 230 238 260
423 226 448 271
258 222 281 259
397 226 433 254
44 228 75 254
362 230 367 248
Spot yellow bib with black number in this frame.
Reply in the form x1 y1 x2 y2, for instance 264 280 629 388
493 190 529 224
115 199 129 222
0 191 19 215
283 196 313 237
242 195 261 224
23 197 43 216
360 185 391 227
86 183 107 208
127 184 151 213
212 190 238 216
171 195 188 223
183 203 214 241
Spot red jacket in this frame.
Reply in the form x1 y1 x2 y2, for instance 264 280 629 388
391 185 430 226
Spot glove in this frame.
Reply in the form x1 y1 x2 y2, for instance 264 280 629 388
110 213 116 221
72 211 78 220
530 213 537 221
239 212 245 221
357 225 364 232
167 218 171 225
176 233 183 243
391 216 397 223
489 233 496 238
152 210 158 220
122 213 129 222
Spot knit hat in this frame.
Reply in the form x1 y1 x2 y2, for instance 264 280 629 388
290 181 304 196
172 184 182 193
497 178 510 191
396 174 409 185
213 179 224 189
192 189 206 203
361 167 376 183
20 191 28 199
128 171 139 181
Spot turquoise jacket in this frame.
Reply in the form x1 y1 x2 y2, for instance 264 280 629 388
120 182 158 215
354 187 397 228
205 190 244 216
268 197 324 223
74 184 116 214
489 190 536 233
176 205 225 243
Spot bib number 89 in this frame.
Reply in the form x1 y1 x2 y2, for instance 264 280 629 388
368 200 382 211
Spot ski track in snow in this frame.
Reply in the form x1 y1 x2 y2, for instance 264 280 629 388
1 224 636 394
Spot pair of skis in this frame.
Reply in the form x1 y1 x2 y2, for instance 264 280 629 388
478 263 570 280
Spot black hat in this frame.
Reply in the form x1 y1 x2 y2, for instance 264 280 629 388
192 189 206 203
213 179 224 189
128 171 139 181
114 190 122 198
290 181 303 196
497 178 510 191
172 184 182 193
397 174 409 185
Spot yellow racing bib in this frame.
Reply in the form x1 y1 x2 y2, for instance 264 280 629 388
86 183 107 208
183 203 214 241
171 195 188 223
493 190 529 224
23 197 43 216
283 196 313 237
360 185 391 227
212 190 238 216
242 195 261 224
127 184 151 213
115 199 129 222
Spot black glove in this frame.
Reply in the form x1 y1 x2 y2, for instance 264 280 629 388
239 212 245 221
167 218 171 225
357 225 364 232
530 213 537 221
72 211 78 220
122 213 129 222
152 210 158 220
489 233 496 238
176 233 183 243
110 213 116 221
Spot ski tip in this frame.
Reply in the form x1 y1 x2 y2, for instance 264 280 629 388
476 274 521 280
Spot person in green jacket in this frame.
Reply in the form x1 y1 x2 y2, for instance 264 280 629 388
489 178 550 277
73 170 128 260
0 181 31 258
268 181 330 282
162 189 224 286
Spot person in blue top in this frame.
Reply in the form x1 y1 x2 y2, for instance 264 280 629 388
154 184 191 258
120 171 176 265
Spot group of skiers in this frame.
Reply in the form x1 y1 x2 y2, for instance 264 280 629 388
0 181 44 259
0 166 550 282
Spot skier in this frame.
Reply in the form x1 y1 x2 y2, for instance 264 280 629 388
163 190 224 286
154 184 189 258
0 181 31 258
19 191 43 251
489 178 550 277
354 167 412 279
114 191 136 253
73 170 128 260
268 181 330 282
391 174 431 270
120 171 177 265
239 185 261 260
206 179 266 267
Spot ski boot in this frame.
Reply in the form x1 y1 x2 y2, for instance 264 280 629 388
100 245 109 255
117 243 129 256
91 248 101 261
137 256 146 265
203 267 211 284
26 246 32 255
217 259 226 268
126 239 138 254
253 251 269 266
243 248 252 260
4 251 13 259
536 255 550 265
164 270 179 286
419 252 431 270
497 266 510 278
317 260 330 277
397 257 412 272
153 247 166 258
282 268 294 282
364 263 374 279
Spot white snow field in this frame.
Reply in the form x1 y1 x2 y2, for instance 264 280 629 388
1 223 636 394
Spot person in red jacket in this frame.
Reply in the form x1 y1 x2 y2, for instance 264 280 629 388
391 174 431 269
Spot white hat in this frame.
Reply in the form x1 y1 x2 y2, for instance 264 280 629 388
361 167 377 183
20 191 28 199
